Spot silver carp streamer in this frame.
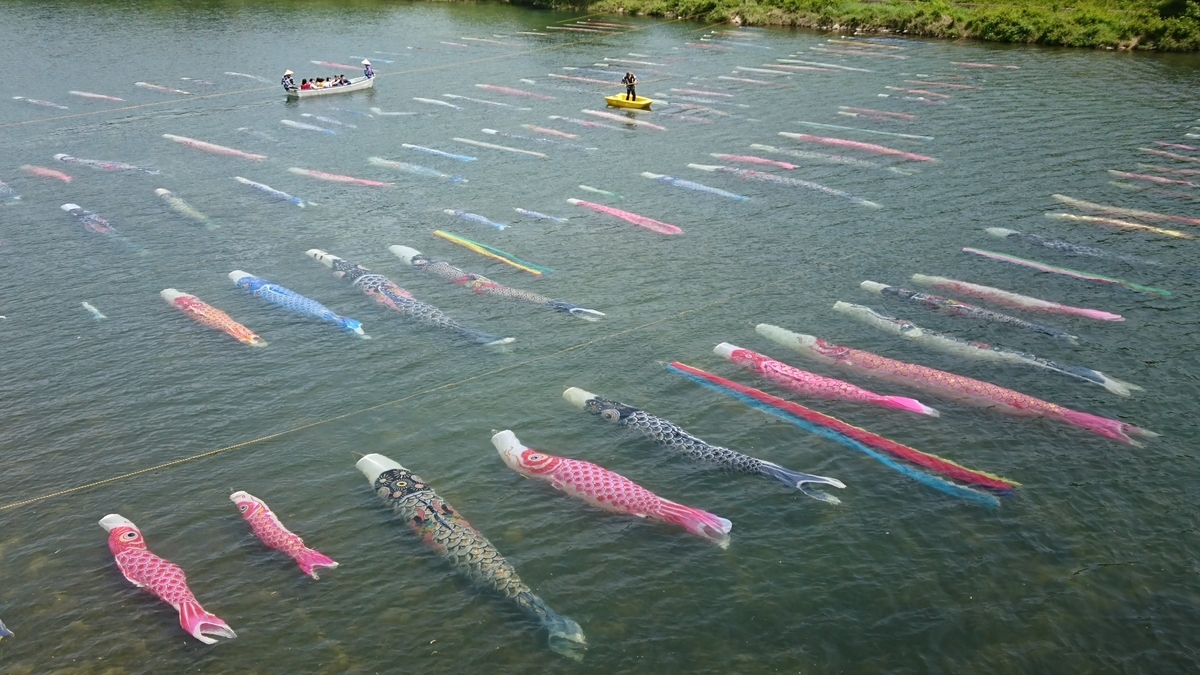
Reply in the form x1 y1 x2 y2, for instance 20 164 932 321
357 454 586 659
640 172 749 200
985 228 1163 267
688 163 881 207
833 302 1141 396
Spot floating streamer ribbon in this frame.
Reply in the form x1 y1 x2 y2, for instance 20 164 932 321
433 230 553 276
666 362 1011 505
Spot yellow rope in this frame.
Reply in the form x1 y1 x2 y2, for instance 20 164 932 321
0 271 804 512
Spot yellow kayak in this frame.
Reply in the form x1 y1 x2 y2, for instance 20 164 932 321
605 95 652 110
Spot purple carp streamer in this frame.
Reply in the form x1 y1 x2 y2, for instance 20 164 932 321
388 246 602 320
910 274 1123 322
860 281 1078 343
756 324 1157 445
962 249 1171 297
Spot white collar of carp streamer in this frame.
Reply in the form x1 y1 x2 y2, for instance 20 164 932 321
562 387 597 409
357 454 404 485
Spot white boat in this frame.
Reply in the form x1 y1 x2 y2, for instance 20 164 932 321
286 76 374 99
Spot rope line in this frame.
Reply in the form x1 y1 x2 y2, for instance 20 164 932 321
0 271 803 512
0 18 680 130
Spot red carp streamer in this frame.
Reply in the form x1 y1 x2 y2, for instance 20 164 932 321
288 167 392 187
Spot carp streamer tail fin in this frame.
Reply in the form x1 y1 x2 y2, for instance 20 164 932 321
656 500 732 548
757 460 846 504
177 601 236 645
518 592 587 661
295 548 339 580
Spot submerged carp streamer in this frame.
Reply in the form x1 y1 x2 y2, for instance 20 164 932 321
756 323 1157 445
666 362 1012 505
961 248 1171 297
229 271 367 336
357 455 586 659
985 227 1164 266
833 302 1142 397
568 198 682 234
563 387 844 503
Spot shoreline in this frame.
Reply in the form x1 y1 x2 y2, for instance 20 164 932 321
567 0 1200 51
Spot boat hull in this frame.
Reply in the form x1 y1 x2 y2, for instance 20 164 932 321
287 77 375 99
605 94 652 110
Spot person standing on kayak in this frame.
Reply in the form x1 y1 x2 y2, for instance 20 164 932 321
621 71 637 101
281 69 295 91
362 59 374 79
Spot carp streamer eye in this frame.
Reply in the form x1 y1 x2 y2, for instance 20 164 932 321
528 454 544 462
395 481 407 488
121 531 138 541
601 409 620 422
239 505 248 512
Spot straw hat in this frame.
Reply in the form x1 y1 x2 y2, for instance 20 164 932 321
284 69 294 76
361 59 371 65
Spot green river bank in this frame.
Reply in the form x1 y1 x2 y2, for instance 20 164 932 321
532 0 1200 50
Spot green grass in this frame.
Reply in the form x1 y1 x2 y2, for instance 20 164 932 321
549 0 1200 50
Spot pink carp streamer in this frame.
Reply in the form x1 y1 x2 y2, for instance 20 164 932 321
673 88 732 97
311 60 358 69
567 198 681 234
476 84 554 100
230 492 338 579
884 86 950 99
522 123 577 138
20 165 72 182
1140 163 1200 177
689 164 881 207
69 90 124 101
162 134 265 160
135 82 190 94
493 430 732 547
1046 212 1194 239
287 167 392 187
951 61 1020 69
715 343 939 416
1052 194 1200 226
667 362 1016 498
962 248 1171 297
838 106 914 119
903 80 982 90
910 274 1124 322
1139 147 1200 164
710 153 797 169
1155 141 1198 152
756 324 1157 446
778 132 936 161
1108 170 1197 187
581 109 667 130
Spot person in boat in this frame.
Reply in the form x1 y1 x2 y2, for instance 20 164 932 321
621 71 638 101
339 75 350 85
300 79 313 90
315 77 326 89
362 59 374 79
281 70 296 91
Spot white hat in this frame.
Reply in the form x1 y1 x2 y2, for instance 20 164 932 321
284 69 294 75
361 59 371 65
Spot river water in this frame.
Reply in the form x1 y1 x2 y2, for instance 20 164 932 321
1 1 1199 672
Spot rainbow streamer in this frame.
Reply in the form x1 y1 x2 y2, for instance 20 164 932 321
962 248 1171 297
667 362 1011 506
432 230 553 276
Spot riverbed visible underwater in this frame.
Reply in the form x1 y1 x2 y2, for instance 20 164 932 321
1 1 1199 672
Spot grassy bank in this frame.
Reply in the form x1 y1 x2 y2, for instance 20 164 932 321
571 0 1200 50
